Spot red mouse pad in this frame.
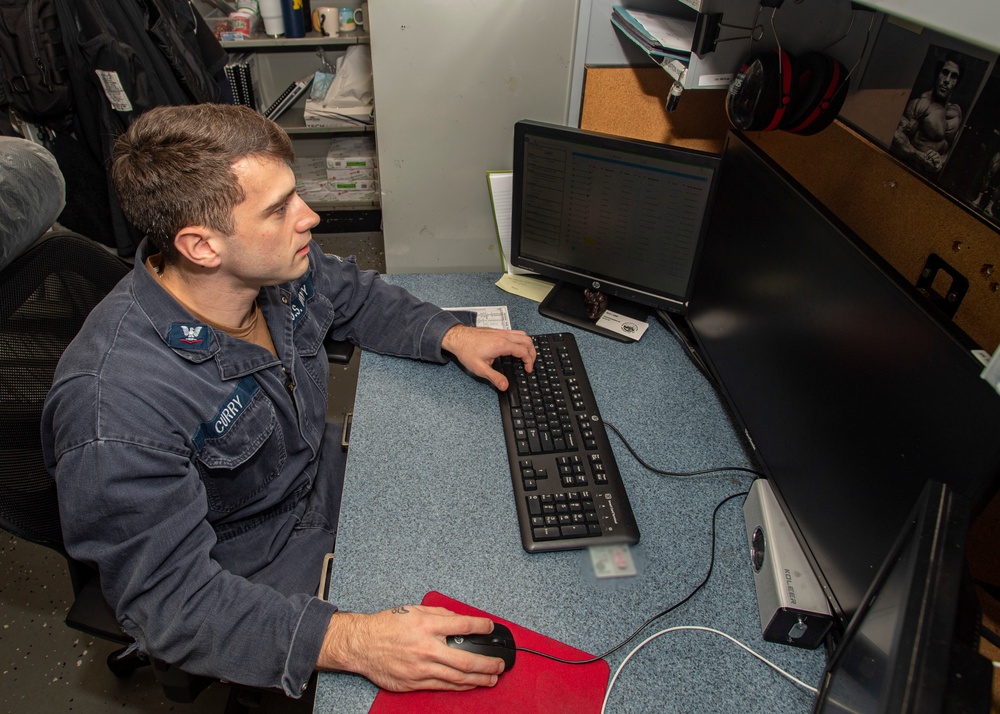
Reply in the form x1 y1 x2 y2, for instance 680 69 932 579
368 591 610 714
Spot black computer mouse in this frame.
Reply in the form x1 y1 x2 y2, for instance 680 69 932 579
446 622 516 671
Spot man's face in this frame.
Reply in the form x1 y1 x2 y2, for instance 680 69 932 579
218 155 320 288
933 60 961 102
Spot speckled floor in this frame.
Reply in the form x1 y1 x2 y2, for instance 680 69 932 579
313 231 386 277
1 535 235 713
0 231 381 713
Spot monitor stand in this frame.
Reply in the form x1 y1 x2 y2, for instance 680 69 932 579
538 282 648 343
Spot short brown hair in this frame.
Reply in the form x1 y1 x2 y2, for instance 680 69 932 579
111 104 294 261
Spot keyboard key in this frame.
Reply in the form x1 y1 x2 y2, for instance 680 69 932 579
533 527 561 540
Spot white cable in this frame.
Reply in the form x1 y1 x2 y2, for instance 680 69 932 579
600 625 819 714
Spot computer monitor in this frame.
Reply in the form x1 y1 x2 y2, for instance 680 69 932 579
686 131 1000 626
510 120 721 342
812 480 991 713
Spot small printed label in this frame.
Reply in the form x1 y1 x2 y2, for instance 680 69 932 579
596 310 648 341
698 73 734 88
95 70 133 112
589 544 638 579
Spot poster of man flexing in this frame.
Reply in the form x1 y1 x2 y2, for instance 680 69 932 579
889 44 986 178
939 61 1000 228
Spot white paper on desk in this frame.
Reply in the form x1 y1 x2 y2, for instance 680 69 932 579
495 273 554 303
487 171 534 276
445 305 511 330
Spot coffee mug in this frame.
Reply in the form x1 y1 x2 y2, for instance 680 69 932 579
312 6 339 36
338 7 356 33
354 3 366 30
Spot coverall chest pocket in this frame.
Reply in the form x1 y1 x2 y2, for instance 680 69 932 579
193 378 286 514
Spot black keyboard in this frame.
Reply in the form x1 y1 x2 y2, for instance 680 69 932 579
496 333 640 553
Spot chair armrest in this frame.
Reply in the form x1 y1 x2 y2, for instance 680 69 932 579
324 335 356 364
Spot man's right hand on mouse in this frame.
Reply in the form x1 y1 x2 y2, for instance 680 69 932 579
316 605 506 691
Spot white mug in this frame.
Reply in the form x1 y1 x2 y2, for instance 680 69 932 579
354 3 366 30
312 6 339 36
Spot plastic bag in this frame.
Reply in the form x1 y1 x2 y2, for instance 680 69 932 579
0 137 65 270
303 44 374 126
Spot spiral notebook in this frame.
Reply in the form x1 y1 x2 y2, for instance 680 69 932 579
368 591 610 714
264 74 313 121
224 53 258 111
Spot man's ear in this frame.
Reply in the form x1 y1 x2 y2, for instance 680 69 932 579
173 226 222 269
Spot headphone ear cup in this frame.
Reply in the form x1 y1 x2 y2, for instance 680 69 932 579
727 50 796 132
780 52 849 136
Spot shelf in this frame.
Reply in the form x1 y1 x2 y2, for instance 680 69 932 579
215 17 379 216
308 199 380 212
274 108 375 135
220 29 369 50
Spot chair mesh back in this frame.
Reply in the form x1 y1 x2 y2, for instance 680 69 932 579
0 233 129 551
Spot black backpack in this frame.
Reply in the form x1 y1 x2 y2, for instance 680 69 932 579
0 0 73 129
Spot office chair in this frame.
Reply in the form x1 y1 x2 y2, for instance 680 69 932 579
0 230 218 703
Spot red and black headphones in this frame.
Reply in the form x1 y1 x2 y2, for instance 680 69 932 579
726 49 849 136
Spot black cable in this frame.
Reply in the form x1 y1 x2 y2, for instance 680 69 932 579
516 490 750 665
604 420 767 480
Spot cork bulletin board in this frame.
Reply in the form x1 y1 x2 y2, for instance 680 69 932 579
579 65 729 154
580 65 1000 351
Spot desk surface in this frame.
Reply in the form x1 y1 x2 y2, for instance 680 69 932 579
313 273 825 713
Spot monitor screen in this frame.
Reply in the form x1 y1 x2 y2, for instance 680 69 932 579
687 131 1000 625
510 120 721 341
812 480 990 713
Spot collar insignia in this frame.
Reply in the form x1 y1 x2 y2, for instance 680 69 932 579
168 323 211 350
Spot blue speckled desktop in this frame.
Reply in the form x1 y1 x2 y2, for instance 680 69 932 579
312 273 826 714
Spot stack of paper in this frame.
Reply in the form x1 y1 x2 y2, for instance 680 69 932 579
611 6 693 62
322 137 378 201
292 148 379 204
